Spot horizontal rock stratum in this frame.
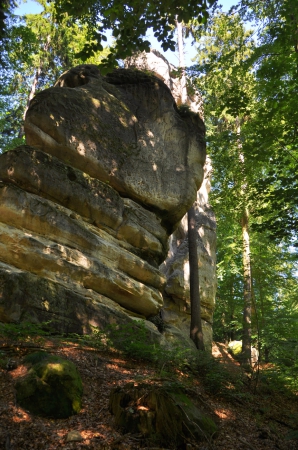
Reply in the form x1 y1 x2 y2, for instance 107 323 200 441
0 65 206 335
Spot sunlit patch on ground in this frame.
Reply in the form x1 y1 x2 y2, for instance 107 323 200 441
9 364 28 379
214 408 235 420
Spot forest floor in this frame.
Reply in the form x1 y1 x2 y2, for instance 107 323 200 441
0 336 297 450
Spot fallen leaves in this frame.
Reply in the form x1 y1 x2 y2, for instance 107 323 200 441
0 340 297 449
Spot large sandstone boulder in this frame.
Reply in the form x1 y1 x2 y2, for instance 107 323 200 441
125 49 204 117
125 51 216 351
0 65 206 338
24 65 205 229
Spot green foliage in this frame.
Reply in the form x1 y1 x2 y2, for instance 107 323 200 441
0 321 53 342
177 103 198 119
230 0 298 244
194 350 245 398
87 321 193 371
52 0 216 70
23 350 50 365
107 322 161 362
285 429 298 442
0 136 25 153
188 5 298 370
190 4 298 246
0 0 110 152
259 361 298 397
0 0 14 43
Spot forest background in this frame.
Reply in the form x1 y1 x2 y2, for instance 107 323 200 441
0 0 297 388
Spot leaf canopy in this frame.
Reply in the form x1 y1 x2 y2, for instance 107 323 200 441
52 0 216 69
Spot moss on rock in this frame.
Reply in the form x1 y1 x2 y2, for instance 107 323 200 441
228 340 242 357
15 353 83 418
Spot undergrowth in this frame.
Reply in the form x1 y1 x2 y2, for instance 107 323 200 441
0 321 53 344
1 320 297 406
81 321 194 373
0 321 244 400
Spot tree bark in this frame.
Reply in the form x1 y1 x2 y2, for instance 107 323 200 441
19 35 51 138
176 19 188 104
18 66 41 139
188 205 205 350
236 117 253 367
241 207 252 366
176 19 204 351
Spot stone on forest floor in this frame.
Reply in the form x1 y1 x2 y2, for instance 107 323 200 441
228 341 242 356
15 353 83 418
228 340 259 365
66 431 83 442
109 382 218 447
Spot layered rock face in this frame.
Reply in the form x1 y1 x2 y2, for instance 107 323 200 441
126 51 217 350
0 65 206 335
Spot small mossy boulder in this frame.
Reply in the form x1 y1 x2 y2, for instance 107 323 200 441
228 340 242 357
15 353 83 418
109 382 218 447
228 341 259 365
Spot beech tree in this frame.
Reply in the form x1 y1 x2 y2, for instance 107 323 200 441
190 11 257 364
51 0 216 69
231 0 298 245
0 0 109 152
190 4 298 367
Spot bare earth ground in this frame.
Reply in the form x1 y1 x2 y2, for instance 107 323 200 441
0 338 297 450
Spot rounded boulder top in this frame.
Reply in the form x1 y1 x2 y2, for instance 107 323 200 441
25 65 206 230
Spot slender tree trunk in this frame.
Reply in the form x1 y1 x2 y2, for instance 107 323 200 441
176 19 205 350
258 277 267 363
241 206 252 366
176 19 188 104
25 67 42 117
19 35 51 138
18 67 41 138
188 205 205 350
236 117 253 366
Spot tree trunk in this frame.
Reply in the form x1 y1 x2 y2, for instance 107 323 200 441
188 205 205 350
241 207 252 366
19 35 51 138
236 117 253 367
18 66 41 138
176 19 188 104
176 19 204 351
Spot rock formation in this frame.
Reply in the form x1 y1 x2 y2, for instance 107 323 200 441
0 65 206 340
125 49 204 117
125 50 217 350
